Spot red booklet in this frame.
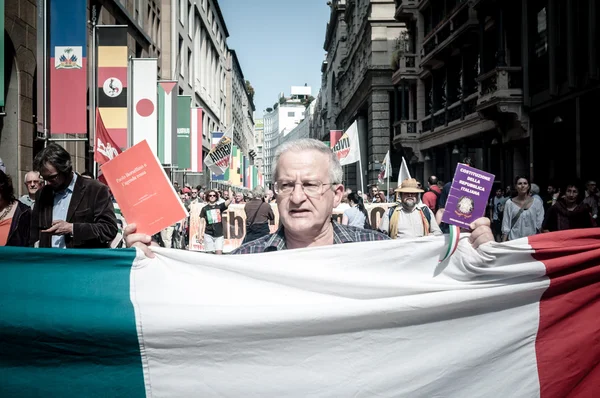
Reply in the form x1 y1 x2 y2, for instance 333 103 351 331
101 140 188 236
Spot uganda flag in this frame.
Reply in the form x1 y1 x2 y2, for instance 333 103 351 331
96 25 128 150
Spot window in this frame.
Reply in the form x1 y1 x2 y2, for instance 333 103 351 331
178 36 184 77
288 112 295 117
179 0 185 23
188 48 192 80
188 1 193 37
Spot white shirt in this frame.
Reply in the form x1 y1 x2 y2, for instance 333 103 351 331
379 204 442 239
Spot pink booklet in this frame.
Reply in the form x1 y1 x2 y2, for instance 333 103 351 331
101 140 188 236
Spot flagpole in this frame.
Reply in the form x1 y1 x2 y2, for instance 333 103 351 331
387 157 390 201
91 6 98 178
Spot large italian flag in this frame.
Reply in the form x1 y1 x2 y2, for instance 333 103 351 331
1 229 599 396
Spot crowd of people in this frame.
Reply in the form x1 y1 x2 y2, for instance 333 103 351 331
2 139 594 254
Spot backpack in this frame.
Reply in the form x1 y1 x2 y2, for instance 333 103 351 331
386 205 432 238
426 189 441 214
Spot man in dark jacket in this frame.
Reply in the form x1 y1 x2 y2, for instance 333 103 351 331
30 143 117 248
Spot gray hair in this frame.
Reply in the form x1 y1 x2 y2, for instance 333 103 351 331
530 183 540 195
272 138 343 184
251 185 265 198
23 170 41 183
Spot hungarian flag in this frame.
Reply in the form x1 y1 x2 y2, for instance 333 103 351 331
1 229 599 396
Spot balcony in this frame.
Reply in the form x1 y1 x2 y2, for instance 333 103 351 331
391 53 420 84
420 93 479 134
476 67 523 111
420 3 477 68
392 119 419 147
395 0 418 20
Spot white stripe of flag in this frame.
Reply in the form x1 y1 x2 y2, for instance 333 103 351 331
190 108 203 173
131 58 158 154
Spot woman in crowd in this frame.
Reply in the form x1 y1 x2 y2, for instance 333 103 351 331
501 176 545 241
242 186 274 244
0 170 31 247
542 181 594 232
342 192 371 229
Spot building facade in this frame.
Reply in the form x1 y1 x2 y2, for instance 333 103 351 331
262 88 308 184
227 49 255 159
522 0 599 187
254 118 264 176
174 0 229 187
317 0 402 191
391 0 529 187
0 0 160 195
281 101 317 145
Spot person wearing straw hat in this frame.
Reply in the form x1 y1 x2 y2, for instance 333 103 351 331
379 178 442 239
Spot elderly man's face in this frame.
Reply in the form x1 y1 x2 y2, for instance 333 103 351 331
24 172 42 196
266 190 274 201
401 192 418 209
276 150 343 238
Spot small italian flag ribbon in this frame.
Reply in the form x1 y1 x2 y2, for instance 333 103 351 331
440 225 461 262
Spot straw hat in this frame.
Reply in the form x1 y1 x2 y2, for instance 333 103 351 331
394 178 424 193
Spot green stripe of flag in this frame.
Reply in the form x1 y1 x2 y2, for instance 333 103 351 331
0 247 146 397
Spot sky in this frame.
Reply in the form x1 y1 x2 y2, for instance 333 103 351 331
218 0 331 119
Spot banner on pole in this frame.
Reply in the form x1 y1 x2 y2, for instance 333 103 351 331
176 95 192 170
190 108 203 173
131 58 158 154
205 127 233 176
49 0 87 135
332 122 360 166
158 81 178 165
96 25 128 148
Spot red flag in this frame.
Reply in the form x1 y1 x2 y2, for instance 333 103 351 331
95 109 122 165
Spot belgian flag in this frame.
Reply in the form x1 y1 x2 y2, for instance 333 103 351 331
96 25 128 149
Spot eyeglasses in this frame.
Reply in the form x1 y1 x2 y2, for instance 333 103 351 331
274 180 333 198
207 194 217 197
43 174 60 182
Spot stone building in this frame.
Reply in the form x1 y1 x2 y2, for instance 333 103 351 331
173 0 229 187
0 0 161 195
227 49 255 160
317 0 402 191
521 0 599 187
392 0 529 187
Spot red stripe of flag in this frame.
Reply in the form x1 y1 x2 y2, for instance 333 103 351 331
50 58 87 134
530 228 600 397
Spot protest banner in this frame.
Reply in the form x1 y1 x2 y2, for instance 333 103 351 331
188 203 394 252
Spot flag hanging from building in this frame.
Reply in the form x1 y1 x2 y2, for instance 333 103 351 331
2 229 600 396
398 156 412 186
97 25 128 149
49 0 87 135
0 0 5 108
209 131 225 181
94 109 122 165
378 150 391 184
329 130 343 148
190 108 203 173
332 121 361 166
157 81 178 165
205 126 233 176
228 145 241 187
176 96 192 170
251 166 259 189
130 58 158 154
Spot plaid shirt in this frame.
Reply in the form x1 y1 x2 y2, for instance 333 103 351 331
231 222 390 254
